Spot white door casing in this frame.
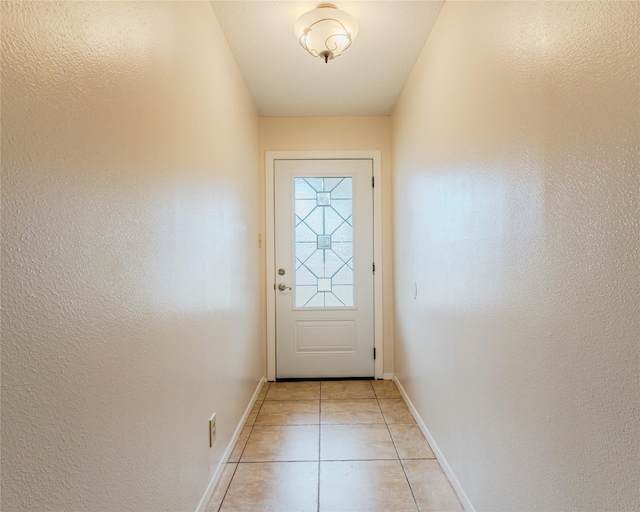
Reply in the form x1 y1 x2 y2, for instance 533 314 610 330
266 151 383 381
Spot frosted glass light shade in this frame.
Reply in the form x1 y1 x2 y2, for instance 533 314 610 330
294 4 359 63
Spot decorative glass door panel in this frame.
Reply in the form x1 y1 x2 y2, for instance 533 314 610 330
294 177 353 308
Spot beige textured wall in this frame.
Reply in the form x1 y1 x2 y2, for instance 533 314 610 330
260 117 394 374
1 2 262 511
392 1 639 511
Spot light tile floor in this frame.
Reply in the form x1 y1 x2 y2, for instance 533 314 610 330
206 380 464 512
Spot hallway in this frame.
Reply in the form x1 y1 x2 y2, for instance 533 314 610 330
205 381 462 512
2 1 638 511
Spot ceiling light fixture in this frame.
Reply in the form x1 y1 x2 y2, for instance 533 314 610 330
294 3 359 64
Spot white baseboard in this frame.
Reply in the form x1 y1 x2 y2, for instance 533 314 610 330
393 377 476 512
383 373 395 380
195 376 266 512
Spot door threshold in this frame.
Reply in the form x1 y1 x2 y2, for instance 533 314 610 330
275 376 375 382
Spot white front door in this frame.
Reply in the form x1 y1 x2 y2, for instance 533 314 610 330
274 159 374 379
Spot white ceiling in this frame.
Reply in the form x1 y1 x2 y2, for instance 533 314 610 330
210 1 444 117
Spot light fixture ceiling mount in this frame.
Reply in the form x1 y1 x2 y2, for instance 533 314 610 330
294 3 359 64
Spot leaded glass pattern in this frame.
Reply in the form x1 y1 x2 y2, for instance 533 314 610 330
294 177 353 307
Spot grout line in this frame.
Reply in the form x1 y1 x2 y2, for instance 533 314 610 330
320 398 379 400
320 422 386 426
236 458 416 463
237 397 266 462
251 423 320 428
260 397 320 400
215 462 240 512
319 457 398 462
315 397 377 400
399 459 422 512
238 459 318 465
261 398 321 402
381 394 421 512
253 422 320 426
235 425 253 464
316 396 376 402
238 458 320 463
378 390 420 512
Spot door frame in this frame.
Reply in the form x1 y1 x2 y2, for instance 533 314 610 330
266 150 383 381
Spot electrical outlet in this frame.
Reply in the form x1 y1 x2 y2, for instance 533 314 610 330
209 413 217 447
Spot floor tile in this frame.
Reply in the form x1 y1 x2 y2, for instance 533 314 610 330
244 401 263 427
389 424 435 459
241 425 319 462
321 399 384 424
265 381 320 400
320 424 397 460
371 379 402 399
255 399 319 425
402 459 464 512
205 463 237 512
378 399 416 424
319 460 418 512
220 462 318 512
321 380 376 399
228 427 251 463
223 382 461 512
257 382 270 400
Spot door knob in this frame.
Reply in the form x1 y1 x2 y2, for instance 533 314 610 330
278 283 292 291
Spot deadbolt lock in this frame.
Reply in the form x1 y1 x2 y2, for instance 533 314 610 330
278 268 286 275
